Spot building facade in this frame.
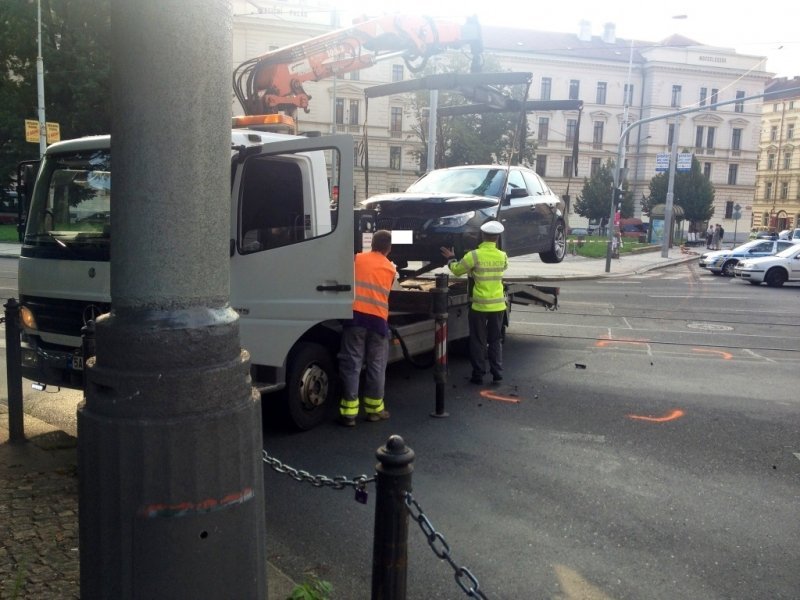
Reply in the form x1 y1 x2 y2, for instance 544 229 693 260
753 77 800 233
232 4 777 237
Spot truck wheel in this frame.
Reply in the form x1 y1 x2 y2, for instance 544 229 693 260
539 220 566 263
764 268 787 287
284 342 336 430
722 260 737 277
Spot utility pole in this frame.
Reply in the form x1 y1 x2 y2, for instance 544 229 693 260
78 1 267 598
662 115 679 257
36 0 46 157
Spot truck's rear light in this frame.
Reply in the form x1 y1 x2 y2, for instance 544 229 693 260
19 306 37 330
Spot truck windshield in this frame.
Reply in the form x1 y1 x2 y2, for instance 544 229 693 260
25 149 110 260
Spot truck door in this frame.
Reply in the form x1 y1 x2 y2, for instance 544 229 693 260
230 135 354 369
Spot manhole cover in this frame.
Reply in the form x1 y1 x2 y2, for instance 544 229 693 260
687 322 733 331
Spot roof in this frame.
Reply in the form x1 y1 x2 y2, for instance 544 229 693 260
480 26 704 65
766 76 800 100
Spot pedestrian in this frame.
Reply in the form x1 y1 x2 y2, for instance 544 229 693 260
337 230 396 427
712 224 721 250
440 221 509 385
706 225 714 248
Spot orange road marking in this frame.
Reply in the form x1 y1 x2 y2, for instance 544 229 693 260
595 339 647 347
479 390 520 403
626 409 685 423
692 348 733 360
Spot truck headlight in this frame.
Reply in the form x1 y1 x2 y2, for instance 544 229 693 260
19 306 37 330
432 211 475 229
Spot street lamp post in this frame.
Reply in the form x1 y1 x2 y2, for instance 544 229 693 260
661 114 679 257
36 0 47 157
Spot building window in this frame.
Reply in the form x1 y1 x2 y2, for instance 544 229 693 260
563 156 574 177
592 121 604 148
349 99 360 125
389 146 401 170
706 127 715 150
788 124 795 139
728 164 738 185
624 83 634 106
765 182 772 199
770 126 778 141
699 87 707 107
569 79 580 100
668 123 675 146
671 85 682 107
784 152 792 170
390 107 403 138
781 181 789 199
703 162 712 179
535 155 547 177
695 126 704 149
565 119 578 146
735 90 745 113
731 128 742 151
767 153 775 169
392 65 404 82
537 117 549 143
725 201 734 219
349 71 359 81
540 77 551 101
710 88 719 110
590 157 601 175
596 82 607 105
335 98 344 124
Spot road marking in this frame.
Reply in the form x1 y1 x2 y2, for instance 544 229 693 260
687 322 734 331
794 453 800 462
627 409 685 422
479 390 520 403
692 348 733 360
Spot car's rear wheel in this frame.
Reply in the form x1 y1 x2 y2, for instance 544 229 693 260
764 268 788 287
721 260 738 277
539 220 566 263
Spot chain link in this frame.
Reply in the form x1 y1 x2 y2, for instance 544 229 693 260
261 449 375 491
405 491 489 599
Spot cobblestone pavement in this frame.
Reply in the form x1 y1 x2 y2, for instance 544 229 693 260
0 419 80 600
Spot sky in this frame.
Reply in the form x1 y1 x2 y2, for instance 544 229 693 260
331 0 800 78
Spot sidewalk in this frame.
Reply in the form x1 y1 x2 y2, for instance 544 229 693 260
0 241 699 598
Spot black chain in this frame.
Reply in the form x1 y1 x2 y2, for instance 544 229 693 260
261 449 375 491
405 491 489 599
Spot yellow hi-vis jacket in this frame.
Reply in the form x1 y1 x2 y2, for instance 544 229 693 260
447 241 508 312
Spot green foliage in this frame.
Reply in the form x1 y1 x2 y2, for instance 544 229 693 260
643 154 715 222
573 160 633 221
407 55 535 173
289 574 333 600
0 0 111 191
0 225 22 243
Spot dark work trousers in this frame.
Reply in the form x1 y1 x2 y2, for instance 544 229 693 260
468 308 504 378
338 325 390 412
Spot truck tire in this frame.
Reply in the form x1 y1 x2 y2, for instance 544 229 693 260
539 220 566 263
284 342 336 430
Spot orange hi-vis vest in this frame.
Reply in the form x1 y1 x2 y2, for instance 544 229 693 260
353 251 396 321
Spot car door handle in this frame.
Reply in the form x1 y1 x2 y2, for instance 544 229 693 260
316 284 351 292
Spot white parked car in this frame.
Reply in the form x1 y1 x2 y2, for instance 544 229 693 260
733 244 800 286
699 239 797 276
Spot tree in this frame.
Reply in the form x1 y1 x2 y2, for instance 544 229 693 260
407 55 535 173
573 159 634 221
643 154 715 223
0 0 111 190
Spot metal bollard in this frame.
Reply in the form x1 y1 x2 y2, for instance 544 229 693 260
81 319 96 392
371 435 415 600
4 298 25 443
430 273 449 418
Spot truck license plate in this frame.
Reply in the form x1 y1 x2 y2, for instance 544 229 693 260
72 355 84 370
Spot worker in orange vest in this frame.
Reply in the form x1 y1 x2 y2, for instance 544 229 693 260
338 230 396 426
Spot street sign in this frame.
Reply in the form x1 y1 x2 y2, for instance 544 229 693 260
25 120 40 143
655 153 669 172
46 122 61 144
677 152 692 171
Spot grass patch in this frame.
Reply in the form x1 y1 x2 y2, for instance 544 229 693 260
0 224 22 243
566 235 654 258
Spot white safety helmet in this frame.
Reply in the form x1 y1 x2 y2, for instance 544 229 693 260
480 221 504 235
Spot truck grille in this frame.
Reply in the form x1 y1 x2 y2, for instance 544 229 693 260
20 295 110 338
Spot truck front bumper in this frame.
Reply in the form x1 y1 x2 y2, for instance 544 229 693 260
20 337 85 390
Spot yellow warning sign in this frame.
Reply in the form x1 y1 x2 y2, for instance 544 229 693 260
25 120 40 143
46 122 60 144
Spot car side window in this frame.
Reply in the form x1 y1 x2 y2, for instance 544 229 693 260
752 242 772 252
522 171 545 195
777 241 793 251
507 170 527 195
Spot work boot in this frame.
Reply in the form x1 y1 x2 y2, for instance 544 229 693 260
492 373 503 383
338 416 356 427
365 410 390 422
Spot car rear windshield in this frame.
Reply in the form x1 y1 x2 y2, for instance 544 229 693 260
406 168 508 198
